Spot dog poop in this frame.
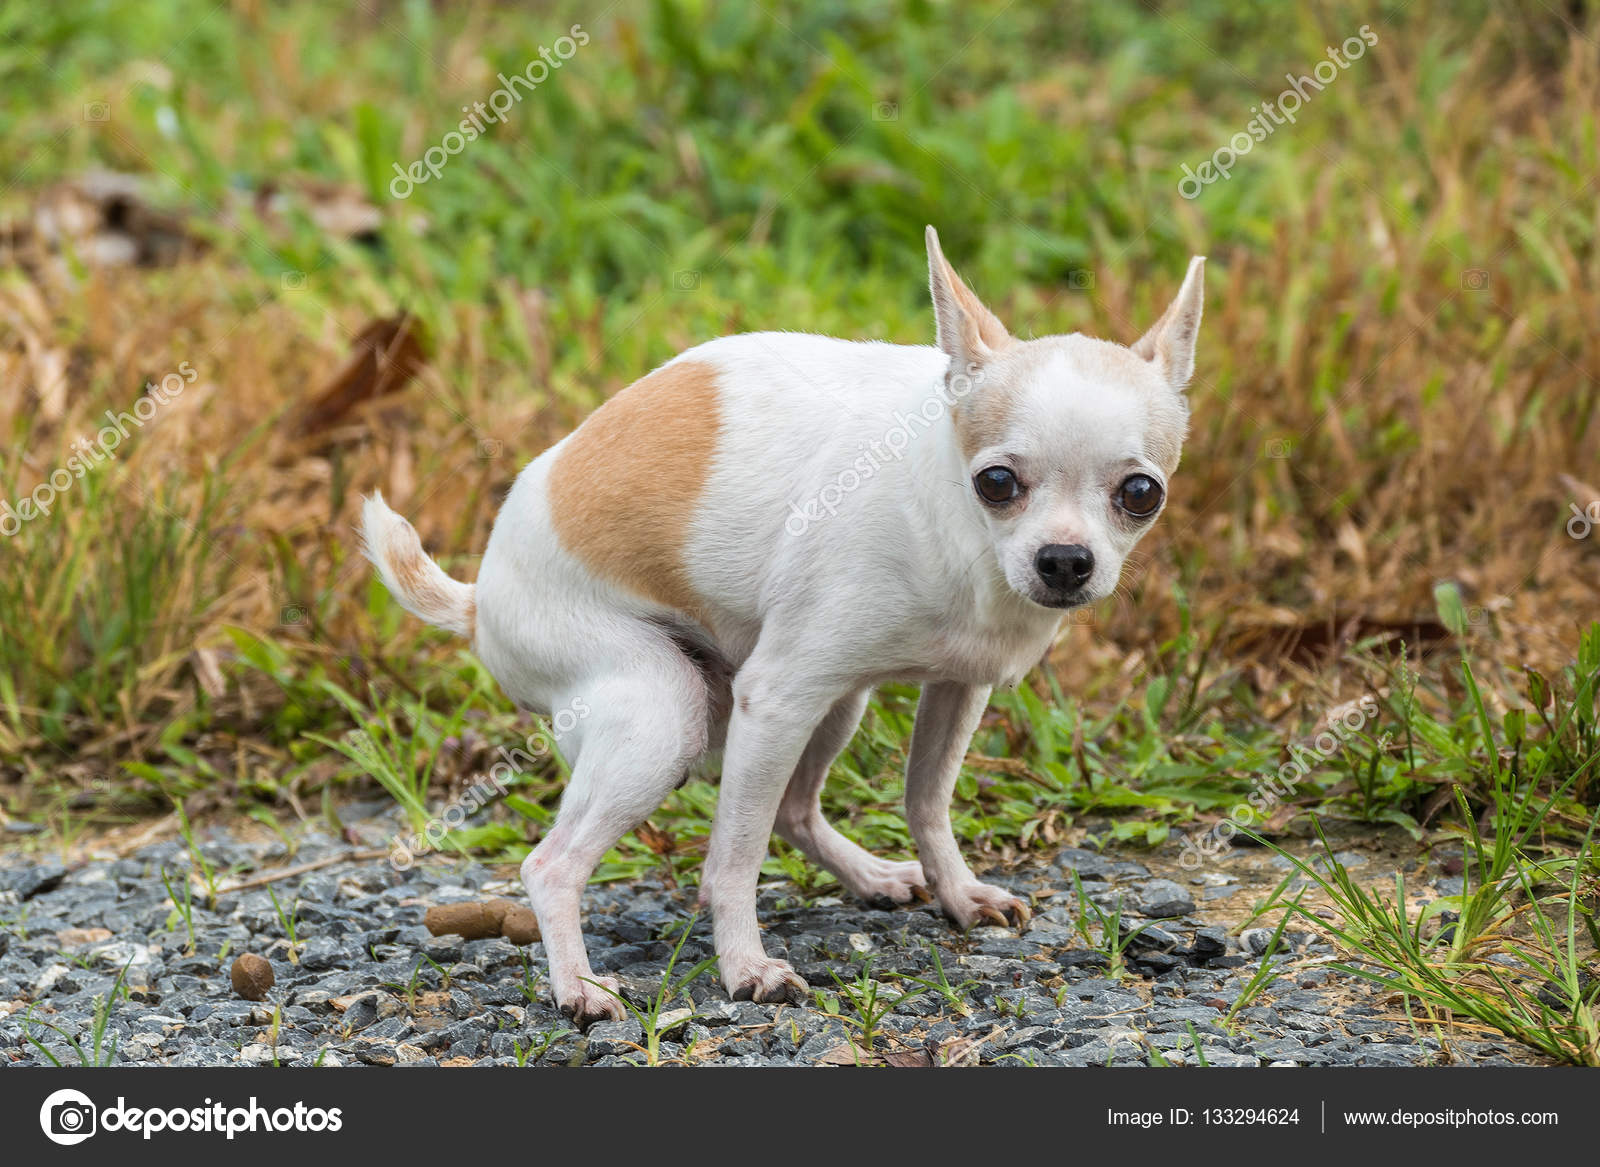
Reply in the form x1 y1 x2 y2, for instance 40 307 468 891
424 899 541 945
483 898 519 932
500 907 540 946
230 953 275 1001
423 902 502 941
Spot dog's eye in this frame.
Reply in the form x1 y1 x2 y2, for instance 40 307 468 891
974 466 1021 506
1117 473 1163 517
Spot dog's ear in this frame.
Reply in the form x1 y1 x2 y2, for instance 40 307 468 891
1131 256 1205 391
926 226 1010 366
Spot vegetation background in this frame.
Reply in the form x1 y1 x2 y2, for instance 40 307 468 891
0 0 1596 1058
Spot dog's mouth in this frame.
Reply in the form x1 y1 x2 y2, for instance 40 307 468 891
1030 588 1090 610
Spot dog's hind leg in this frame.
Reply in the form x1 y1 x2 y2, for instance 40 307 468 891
774 689 927 905
519 647 708 1027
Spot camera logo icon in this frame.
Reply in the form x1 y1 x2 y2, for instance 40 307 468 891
40 1088 97 1146
1568 500 1599 540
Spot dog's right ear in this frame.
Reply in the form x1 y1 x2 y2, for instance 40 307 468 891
926 226 1010 367
1131 256 1205 392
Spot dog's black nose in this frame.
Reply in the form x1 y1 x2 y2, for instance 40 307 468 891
1036 543 1094 589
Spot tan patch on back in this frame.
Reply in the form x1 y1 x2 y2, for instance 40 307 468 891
549 359 721 623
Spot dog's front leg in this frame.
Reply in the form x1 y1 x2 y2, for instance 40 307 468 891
905 681 1032 929
701 664 837 1004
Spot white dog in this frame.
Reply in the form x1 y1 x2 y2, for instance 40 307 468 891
362 228 1204 1024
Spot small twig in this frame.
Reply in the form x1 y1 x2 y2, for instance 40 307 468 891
213 849 388 895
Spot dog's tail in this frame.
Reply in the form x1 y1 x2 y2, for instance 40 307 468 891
359 492 475 638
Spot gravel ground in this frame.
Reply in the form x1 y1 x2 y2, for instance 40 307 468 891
0 811 1538 1068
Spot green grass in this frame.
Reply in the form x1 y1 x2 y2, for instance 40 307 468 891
21 957 133 1067
1253 638 1600 1064
512 1025 574 1068
268 885 303 964
1222 893 1301 1032
819 957 928 1055
584 913 719 1066
159 864 196 954
898 942 979 1016
1068 868 1175 981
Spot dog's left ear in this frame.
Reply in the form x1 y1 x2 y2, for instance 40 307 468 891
1131 256 1205 391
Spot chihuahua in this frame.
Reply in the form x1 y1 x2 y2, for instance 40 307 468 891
361 228 1204 1023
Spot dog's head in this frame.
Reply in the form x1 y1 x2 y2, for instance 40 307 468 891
926 226 1204 611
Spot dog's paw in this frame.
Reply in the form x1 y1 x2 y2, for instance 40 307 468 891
845 858 928 908
560 976 627 1027
723 956 808 1005
937 882 1032 931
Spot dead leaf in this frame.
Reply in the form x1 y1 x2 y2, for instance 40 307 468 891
635 820 675 855
295 313 428 436
55 928 113 948
1418 781 1461 828
249 177 382 242
191 647 226 699
0 284 70 420
1230 612 1452 666
28 171 197 270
